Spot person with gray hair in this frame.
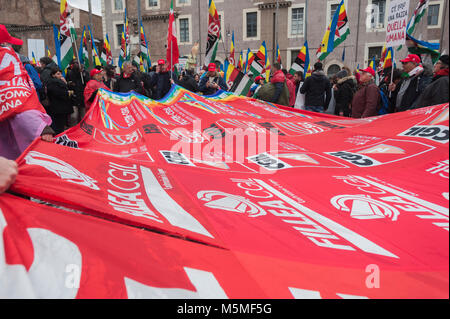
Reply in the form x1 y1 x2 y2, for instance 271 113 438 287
113 60 144 94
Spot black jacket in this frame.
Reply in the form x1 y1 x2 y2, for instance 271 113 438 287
198 75 228 96
178 75 199 93
151 71 172 100
412 74 449 109
66 68 90 107
392 72 432 112
113 72 144 94
300 70 332 108
40 61 58 86
46 78 74 115
334 76 356 111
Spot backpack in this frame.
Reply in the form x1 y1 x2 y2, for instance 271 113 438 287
378 89 390 115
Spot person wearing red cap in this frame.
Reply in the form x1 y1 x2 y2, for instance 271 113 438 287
113 61 145 95
84 68 109 111
350 67 380 118
149 59 173 100
0 24 54 160
388 54 432 112
247 75 265 97
198 63 228 96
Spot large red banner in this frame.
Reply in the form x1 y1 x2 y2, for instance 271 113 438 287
3 85 449 298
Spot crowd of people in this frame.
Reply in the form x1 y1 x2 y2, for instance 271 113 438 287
1 21 449 194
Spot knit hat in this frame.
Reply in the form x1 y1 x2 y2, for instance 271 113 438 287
438 54 449 66
336 69 348 79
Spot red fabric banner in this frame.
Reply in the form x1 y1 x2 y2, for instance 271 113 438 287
5 85 449 298
0 47 46 121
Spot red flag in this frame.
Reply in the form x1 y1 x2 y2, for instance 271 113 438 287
166 0 179 71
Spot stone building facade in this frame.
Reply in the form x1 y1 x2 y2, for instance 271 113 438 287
102 0 448 74
0 0 103 65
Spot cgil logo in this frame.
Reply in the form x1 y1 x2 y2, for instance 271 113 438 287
330 194 400 221
197 191 267 217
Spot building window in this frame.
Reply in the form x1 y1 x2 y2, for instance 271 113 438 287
113 0 124 11
330 3 339 18
115 23 124 48
176 0 191 6
291 7 304 36
148 0 158 7
246 12 257 38
367 0 386 29
368 46 383 66
427 4 440 26
179 18 189 43
327 64 341 77
290 49 300 66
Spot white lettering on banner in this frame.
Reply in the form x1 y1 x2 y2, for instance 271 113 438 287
251 179 398 258
95 130 141 145
426 160 449 179
288 288 368 299
24 151 100 190
107 162 162 223
124 267 228 299
333 176 449 231
399 125 449 144
0 51 22 77
140 166 214 238
198 179 398 257
0 208 81 298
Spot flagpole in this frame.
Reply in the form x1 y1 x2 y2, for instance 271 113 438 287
389 48 394 98
70 22 84 85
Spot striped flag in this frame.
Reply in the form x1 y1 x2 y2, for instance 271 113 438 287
245 48 253 74
405 0 440 62
204 0 221 69
237 51 244 71
289 41 310 77
262 42 271 81
167 0 179 71
59 0 75 73
248 41 267 80
225 59 253 96
229 31 236 66
88 25 103 67
276 43 282 65
31 52 37 65
118 26 127 69
78 26 89 69
124 8 131 60
46 45 52 58
101 33 113 66
140 22 151 72
52 24 61 67
317 0 350 61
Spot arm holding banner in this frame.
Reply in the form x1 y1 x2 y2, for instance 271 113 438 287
0 156 17 194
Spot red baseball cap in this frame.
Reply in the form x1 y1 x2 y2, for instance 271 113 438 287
158 59 165 65
208 63 216 72
90 68 103 78
360 67 375 77
0 24 23 46
400 54 421 64
254 76 263 83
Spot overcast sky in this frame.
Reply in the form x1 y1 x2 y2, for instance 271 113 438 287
66 0 102 16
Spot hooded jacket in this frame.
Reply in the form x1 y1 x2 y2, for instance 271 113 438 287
334 75 356 112
300 70 332 108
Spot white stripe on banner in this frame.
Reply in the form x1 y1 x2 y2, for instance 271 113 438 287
253 179 399 258
140 166 214 238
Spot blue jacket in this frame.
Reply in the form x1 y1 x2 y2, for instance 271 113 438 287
24 63 43 92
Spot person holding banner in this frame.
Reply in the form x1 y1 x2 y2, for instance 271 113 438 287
84 68 109 111
0 156 17 194
198 63 227 96
0 25 54 161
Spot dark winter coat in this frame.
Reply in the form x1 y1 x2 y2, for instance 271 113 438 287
45 77 74 115
300 70 332 108
113 72 144 94
198 73 228 96
40 61 58 86
351 80 380 118
66 68 90 108
151 71 172 99
392 72 432 112
334 75 356 115
178 75 199 93
412 72 449 109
